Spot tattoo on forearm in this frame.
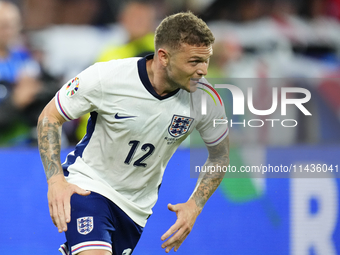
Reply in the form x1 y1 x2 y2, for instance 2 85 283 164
193 177 223 209
37 118 62 180
192 136 230 210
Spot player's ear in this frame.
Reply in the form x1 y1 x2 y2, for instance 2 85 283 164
157 48 169 67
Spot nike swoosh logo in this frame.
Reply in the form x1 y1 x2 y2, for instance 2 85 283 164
114 113 136 119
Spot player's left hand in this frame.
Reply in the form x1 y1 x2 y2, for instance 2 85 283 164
161 200 201 253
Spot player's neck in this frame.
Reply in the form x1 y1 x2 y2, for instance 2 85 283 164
146 57 177 97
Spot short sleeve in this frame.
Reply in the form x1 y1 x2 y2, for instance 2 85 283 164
195 82 229 146
55 63 102 121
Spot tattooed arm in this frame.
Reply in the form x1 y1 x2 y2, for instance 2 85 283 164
37 98 90 233
190 135 229 209
37 100 65 180
161 135 230 253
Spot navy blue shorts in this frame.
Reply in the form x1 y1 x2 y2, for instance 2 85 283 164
58 192 143 255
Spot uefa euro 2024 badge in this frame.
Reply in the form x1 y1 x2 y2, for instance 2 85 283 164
66 77 80 97
77 216 93 235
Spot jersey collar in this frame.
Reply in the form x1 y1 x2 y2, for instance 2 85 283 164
137 54 180 100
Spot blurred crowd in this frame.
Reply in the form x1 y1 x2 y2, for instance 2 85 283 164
1 0 340 147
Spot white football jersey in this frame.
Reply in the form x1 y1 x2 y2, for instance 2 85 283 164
55 55 228 227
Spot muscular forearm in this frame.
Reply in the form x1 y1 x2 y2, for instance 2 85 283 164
161 137 229 253
190 161 227 210
37 115 63 181
37 100 90 234
189 136 230 211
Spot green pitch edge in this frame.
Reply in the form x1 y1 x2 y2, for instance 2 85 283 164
219 147 262 203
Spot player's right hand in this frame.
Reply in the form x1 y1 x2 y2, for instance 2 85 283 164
47 175 91 233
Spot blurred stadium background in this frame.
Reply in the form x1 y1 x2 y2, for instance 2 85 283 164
1 0 340 254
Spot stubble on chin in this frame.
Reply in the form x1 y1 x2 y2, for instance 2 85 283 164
189 79 199 93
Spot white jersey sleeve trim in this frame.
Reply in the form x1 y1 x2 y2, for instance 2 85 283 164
55 91 73 121
205 127 229 146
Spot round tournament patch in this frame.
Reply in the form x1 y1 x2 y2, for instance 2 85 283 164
66 77 80 97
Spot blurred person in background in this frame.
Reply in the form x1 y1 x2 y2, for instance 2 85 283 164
97 0 156 62
20 0 118 146
76 0 157 140
0 0 42 146
22 0 110 29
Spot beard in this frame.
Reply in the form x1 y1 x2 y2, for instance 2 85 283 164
164 64 196 93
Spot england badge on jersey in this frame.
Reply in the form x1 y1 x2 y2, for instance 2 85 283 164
77 216 93 235
168 115 194 138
